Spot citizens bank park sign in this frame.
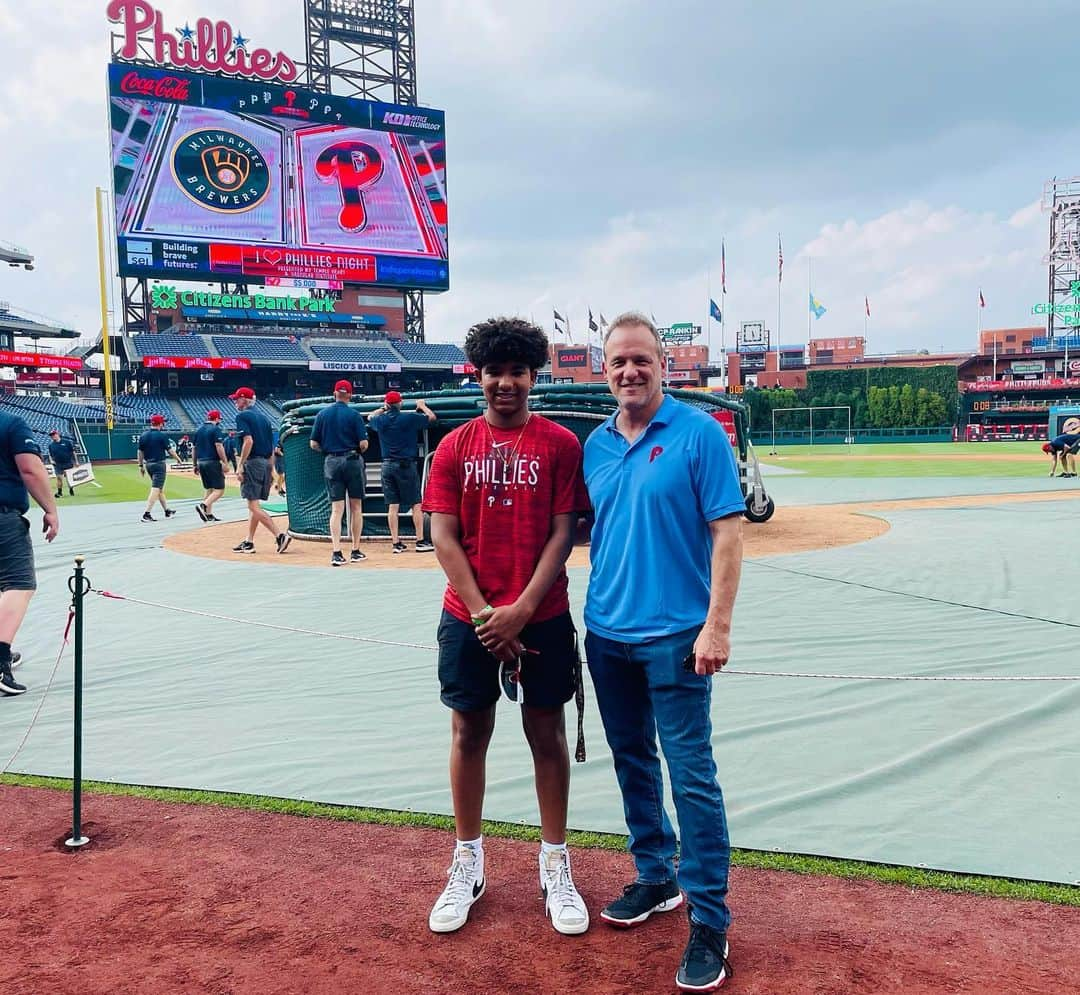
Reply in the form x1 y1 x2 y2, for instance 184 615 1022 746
106 1 298 83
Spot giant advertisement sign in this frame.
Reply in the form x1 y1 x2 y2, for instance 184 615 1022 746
109 64 448 290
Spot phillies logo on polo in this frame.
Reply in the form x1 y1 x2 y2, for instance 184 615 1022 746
172 129 270 212
649 446 664 463
106 1 299 84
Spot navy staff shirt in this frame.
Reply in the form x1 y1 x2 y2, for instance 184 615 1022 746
0 411 40 513
311 401 368 455
369 409 429 459
194 422 226 462
48 438 76 469
236 408 274 459
138 429 172 463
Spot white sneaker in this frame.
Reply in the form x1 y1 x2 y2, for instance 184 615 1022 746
429 845 485 933
540 848 590 936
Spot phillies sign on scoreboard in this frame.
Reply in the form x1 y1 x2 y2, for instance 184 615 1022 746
106 3 449 292
0 350 83 371
142 355 252 370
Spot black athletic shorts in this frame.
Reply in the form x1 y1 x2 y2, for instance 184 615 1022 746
381 459 421 507
437 609 578 712
324 454 366 501
198 459 225 490
241 456 272 501
144 460 166 489
0 511 36 591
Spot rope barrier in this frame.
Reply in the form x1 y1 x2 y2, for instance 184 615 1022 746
89 587 1080 683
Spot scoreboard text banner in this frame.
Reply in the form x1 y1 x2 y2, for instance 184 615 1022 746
309 360 402 373
142 356 252 369
0 350 83 370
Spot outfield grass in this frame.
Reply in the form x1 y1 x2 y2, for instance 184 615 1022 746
759 442 1053 478
3 773 1078 908
63 463 239 505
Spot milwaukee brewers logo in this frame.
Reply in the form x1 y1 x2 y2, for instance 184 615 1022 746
171 129 270 212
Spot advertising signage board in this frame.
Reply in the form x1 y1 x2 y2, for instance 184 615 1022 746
142 355 251 369
309 360 401 373
557 348 588 368
109 63 448 290
0 350 83 371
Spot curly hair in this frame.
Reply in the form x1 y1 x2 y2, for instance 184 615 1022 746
463 317 549 371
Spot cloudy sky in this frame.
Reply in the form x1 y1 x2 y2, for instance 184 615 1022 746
0 0 1072 356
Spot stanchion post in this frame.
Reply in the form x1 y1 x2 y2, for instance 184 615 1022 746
65 555 90 850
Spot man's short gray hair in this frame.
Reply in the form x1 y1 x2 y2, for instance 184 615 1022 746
603 310 665 358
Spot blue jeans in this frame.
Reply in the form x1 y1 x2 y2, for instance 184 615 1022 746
585 627 731 932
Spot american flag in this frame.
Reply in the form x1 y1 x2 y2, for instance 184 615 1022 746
778 235 783 285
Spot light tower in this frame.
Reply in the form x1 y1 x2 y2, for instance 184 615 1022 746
1043 177 1080 347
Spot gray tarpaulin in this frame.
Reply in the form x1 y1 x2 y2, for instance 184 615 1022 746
2 477 1078 884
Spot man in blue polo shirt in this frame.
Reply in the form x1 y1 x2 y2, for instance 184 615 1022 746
310 380 369 566
584 311 745 993
193 409 229 522
138 414 179 523
368 390 436 553
1 410 60 696
47 429 76 498
231 387 290 555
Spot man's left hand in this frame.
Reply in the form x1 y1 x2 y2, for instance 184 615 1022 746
692 625 731 676
475 602 531 653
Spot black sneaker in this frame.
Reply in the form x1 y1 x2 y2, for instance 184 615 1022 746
196 503 209 522
141 512 155 523
676 911 732 992
392 542 407 554
415 540 435 552
350 549 366 562
207 514 221 522
1 659 27 696
10 652 21 670
68 489 75 497
331 551 346 567
233 540 255 554
276 532 292 554
600 880 683 928
164 508 177 518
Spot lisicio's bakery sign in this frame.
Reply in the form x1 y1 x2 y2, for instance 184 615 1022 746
106 1 299 83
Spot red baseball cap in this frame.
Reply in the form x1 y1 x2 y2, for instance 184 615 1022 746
229 387 255 400
1042 442 1053 453
334 379 354 395
150 414 166 426
385 390 403 404
207 409 221 421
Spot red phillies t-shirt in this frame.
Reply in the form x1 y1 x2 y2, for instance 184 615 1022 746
423 414 588 624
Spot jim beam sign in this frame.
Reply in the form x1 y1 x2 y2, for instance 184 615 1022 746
106 1 299 83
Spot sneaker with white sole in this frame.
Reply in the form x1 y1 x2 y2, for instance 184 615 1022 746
350 549 366 562
276 532 292 554
391 542 407 554
10 652 22 670
429 845 485 933
233 540 255 554
196 503 209 522
676 910 732 992
600 879 683 927
331 551 346 567
1 659 26 696
415 540 435 552
540 848 590 936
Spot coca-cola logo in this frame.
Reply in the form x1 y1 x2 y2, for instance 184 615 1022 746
119 71 190 100
107 0 298 84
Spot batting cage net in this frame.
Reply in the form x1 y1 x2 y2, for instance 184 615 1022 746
279 384 750 540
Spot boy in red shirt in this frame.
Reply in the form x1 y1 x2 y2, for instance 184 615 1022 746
423 317 590 937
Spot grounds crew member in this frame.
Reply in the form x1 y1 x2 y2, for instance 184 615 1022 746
138 414 179 523
1043 416 1080 477
47 429 77 498
0 409 60 696
230 387 291 555
193 409 229 522
584 312 744 992
368 390 436 553
223 431 238 473
422 317 590 938
310 380 369 566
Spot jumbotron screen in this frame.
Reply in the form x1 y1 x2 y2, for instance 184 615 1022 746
108 64 448 290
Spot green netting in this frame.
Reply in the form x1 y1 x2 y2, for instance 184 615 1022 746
280 385 750 540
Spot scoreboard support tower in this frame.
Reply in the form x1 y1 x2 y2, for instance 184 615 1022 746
304 0 426 343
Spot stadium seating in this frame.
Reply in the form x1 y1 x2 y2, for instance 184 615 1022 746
129 334 211 357
392 342 467 364
179 395 282 431
0 393 106 423
113 394 173 424
0 396 79 454
308 342 402 364
212 336 308 361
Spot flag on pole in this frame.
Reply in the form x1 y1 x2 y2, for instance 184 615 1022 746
709 299 723 323
600 312 607 327
865 296 871 318
651 312 658 325
721 240 727 295
778 235 784 285
588 309 599 332
979 290 986 308
553 308 566 326
809 292 826 319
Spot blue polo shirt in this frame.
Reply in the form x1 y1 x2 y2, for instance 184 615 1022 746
138 429 172 463
369 409 429 459
584 395 745 642
48 438 76 469
236 408 274 459
194 422 225 462
311 401 367 455
0 412 40 513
